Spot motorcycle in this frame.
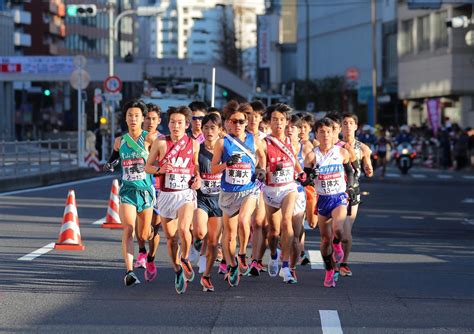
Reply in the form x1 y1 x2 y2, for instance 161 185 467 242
394 143 416 174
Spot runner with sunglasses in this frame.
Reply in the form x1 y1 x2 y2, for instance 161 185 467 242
188 101 207 144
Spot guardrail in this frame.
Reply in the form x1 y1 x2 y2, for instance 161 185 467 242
0 139 78 178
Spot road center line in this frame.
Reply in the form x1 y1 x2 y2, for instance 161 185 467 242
401 216 424 220
18 242 55 261
412 174 426 178
308 250 325 270
367 214 389 218
435 217 460 221
437 174 453 179
386 173 400 178
319 310 343 334
462 175 474 180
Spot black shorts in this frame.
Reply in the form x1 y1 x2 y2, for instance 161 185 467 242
351 186 361 206
197 195 222 217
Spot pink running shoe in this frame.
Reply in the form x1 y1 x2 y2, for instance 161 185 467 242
332 243 344 263
134 253 147 269
145 261 157 282
218 263 228 275
324 269 336 288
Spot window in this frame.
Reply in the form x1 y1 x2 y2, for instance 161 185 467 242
434 10 448 49
400 19 413 56
183 7 188 14
417 15 430 52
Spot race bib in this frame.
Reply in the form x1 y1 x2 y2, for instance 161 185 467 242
317 166 344 195
122 158 146 181
200 173 222 195
165 167 192 190
225 162 252 185
269 161 294 185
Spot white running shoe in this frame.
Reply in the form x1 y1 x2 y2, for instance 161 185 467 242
189 245 199 264
280 267 297 284
268 249 280 277
198 255 207 274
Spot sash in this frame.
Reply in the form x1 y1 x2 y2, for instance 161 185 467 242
158 136 190 167
225 134 256 166
123 133 148 159
266 135 296 166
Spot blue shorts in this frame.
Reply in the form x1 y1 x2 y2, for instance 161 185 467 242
197 195 222 218
317 193 348 217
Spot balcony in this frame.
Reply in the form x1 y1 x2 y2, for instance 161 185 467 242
12 9 31 25
14 32 31 47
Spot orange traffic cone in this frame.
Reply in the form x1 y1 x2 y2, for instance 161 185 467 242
54 190 85 251
102 179 122 229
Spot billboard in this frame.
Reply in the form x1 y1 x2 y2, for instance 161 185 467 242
257 15 271 69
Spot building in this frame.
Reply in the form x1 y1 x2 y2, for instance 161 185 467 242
0 11 15 140
398 1 474 128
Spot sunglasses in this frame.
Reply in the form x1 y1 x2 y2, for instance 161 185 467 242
229 119 246 125
192 116 205 121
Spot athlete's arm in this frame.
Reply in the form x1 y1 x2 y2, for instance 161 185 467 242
341 148 356 200
103 137 121 172
145 138 168 175
190 139 201 190
210 138 227 174
302 140 314 157
360 143 374 177
255 137 266 170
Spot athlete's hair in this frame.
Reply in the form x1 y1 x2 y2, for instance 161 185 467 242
123 99 148 117
250 100 266 115
223 100 252 120
168 105 192 123
315 117 335 132
202 113 222 128
146 103 161 115
207 107 221 116
299 112 314 127
188 101 208 113
289 114 303 128
342 112 358 125
325 112 342 125
266 103 292 120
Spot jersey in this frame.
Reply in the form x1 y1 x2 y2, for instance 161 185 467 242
198 143 221 196
314 145 346 196
151 131 165 191
221 133 256 192
158 135 195 192
119 130 152 189
265 136 295 187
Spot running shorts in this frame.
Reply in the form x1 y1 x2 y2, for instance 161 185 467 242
197 195 222 218
219 187 259 217
119 185 155 213
157 189 196 219
316 193 348 217
293 187 307 216
262 182 298 209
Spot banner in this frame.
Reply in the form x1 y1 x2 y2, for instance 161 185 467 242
426 98 441 135
257 15 270 69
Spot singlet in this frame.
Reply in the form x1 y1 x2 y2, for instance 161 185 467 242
158 135 195 192
265 136 296 187
189 131 205 144
198 143 221 197
119 131 152 189
221 133 256 192
297 142 304 193
151 131 165 191
314 145 346 196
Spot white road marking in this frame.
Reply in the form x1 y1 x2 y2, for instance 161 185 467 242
401 216 424 220
412 174 427 178
0 175 114 196
386 173 400 178
18 242 55 261
367 214 389 218
308 250 325 270
462 198 474 204
462 175 474 180
435 217 460 221
319 310 343 334
437 174 453 179
462 219 474 226
92 217 106 225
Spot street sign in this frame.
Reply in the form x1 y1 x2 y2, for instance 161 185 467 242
94 88 102 104
346 67 359 82
104 93 123 101
73 55 87 68
70 69 90 90
104 76 122 94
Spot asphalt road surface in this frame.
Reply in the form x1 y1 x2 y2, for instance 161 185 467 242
1 173 473 333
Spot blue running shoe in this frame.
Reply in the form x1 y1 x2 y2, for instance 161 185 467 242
228 265 240 287
175 268 187 294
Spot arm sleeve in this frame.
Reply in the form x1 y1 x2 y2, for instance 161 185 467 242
343 162 355 188
107 150 120 164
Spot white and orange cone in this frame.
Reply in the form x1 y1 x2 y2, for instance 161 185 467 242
102 179 122 229
54 190 85 251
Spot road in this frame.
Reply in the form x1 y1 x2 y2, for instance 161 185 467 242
0 174 473 333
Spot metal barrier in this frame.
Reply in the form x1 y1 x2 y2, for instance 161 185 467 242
0 139 78 178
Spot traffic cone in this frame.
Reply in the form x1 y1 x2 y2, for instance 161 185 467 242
54 190 85 251
102 179 123 229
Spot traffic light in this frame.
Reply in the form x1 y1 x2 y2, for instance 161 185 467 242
43 88 51 97
99 116 109 133
222 89 229 98
67 4 97 17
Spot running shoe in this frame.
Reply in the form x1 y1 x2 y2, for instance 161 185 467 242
300 252 310 266
216 246 224 262
180 258 195 282
144 260 157 282
268 249 280 277
227 265 240 287
290 268 298 283
334 266 340 282
238 255 250 276
193 239 203 253
257 261 267 273
198 255 207 274
134 252 147 269
279 267 297 284
124 271 141 287
340 264 352 277
332 243 344 263
189 244 200 264
218 263 228 275
249 260 260 277
175 269 187 294
324 269 336 288
200 276 215 292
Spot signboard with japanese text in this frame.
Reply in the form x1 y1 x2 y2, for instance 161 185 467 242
0 56 74 74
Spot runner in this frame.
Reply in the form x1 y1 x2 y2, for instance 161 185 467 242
340 113 374 277
188 101 207 144
210 100 266 287
304 117 357 288
105 99 155 287
263 104 304 284
193 113 224 292
145 106 201 294
247 100 269 276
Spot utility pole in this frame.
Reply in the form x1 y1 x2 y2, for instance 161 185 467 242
371 0 378 125
108 0 115 77
305 0 310 107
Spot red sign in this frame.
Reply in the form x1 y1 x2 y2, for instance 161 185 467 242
0 64 21 73
346 67 359 81
104 76 122 94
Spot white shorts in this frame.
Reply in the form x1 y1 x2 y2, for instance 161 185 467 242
293 187 306 216
262 182 298 209
219 187 259 217
157 189 196 219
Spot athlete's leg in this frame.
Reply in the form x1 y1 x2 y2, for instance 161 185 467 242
204 216 223 277
223 212 239 267
177 202 195 260
279 191 297 263
148 213 161 259
342 203 359 264
119 203 138 272
193 208 208 244
250 192 266 261
161 217 180 271
290 212 305 268
238 196 257 255
266 204 281 259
